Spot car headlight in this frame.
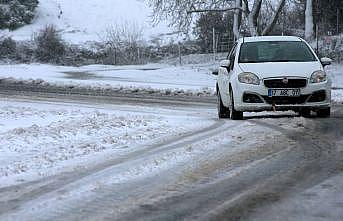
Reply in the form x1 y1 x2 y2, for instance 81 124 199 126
310 70 327 83
238 72 260 85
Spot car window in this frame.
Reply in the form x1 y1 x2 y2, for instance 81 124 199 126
227 43 237 60
238 41 317 63
228 43 237 70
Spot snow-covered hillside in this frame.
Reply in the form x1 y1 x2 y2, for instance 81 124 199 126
0 0 174 44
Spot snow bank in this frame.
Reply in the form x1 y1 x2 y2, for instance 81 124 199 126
0 100 210 187
0 63 217 97
0 62 342 102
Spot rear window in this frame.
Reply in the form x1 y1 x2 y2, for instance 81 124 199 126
238 41 317 63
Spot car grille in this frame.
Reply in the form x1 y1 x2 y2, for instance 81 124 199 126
262 95 310 105
264 78 307 88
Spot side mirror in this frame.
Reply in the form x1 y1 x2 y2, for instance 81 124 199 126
212 70 219 76
320 57 332 67
220 59 230 68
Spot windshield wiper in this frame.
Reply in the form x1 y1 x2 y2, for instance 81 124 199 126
269 59 314 62
238 60 260 63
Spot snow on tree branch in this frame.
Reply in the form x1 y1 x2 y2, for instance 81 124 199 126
262 0 286 36
187 7 243 14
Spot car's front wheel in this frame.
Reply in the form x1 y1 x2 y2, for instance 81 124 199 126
299 108 311 118
317 107 331 118
229 90 243 120
217 91 230 118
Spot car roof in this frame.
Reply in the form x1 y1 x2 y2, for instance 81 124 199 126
238 36 303 43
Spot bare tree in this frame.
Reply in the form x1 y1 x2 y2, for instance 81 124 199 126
261 0 286 35
242 0 263 36
149 0 286 38
305 0 314 40
34 25 66 63
105 22 145 64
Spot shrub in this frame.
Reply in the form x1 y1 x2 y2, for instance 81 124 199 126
0 36 16 59
34 25 66 63
15 40 35 63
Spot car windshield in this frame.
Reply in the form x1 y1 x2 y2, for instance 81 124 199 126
238 41 317 63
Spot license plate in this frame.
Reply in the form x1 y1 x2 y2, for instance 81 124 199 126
268 89 301 97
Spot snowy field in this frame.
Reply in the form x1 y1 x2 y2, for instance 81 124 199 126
0 62 342 101
0 98 213 188
0 0 173 44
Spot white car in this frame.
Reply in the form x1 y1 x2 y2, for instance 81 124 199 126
214 36 332 120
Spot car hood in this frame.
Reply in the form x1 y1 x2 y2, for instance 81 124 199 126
238 62 322 79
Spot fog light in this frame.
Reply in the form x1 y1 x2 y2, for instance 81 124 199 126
243 93 263 103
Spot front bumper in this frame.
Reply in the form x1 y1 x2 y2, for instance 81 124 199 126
233 79 331 112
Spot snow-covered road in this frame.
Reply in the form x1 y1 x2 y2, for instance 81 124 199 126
0 94 342 221
0 61 343 220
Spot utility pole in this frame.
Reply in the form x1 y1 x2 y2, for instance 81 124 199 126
114 48 117 65
316 0 319 55
178 43 182 66
282 7 285 36
337 8 340 35
213 27 216 63
316 24 319 55
137 47 140 64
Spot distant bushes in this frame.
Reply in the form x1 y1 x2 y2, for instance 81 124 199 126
318 35 343 63
0 0 39 30
0 23 203 66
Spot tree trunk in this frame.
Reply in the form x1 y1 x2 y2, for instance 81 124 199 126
262 0 286 36
246 0 263 36
305 0 314 40
233 0 242 39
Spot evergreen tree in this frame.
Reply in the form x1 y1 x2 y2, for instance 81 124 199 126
0 0 39 30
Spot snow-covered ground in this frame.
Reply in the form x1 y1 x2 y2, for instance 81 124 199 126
0 62 217 96
0 98 213 188
0 62 343 101
0 0 174 44
327 64 343 103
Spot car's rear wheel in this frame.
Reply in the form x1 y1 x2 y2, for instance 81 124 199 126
229 90 243 120
317 107 331 118
217 91 230 118
299 108 311 118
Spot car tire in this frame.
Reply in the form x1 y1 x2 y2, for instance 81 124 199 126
229 90 243 120
217 91 230 118
299 108 311 118
317 107 331 118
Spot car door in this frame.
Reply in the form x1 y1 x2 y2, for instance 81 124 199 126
218 43 237 104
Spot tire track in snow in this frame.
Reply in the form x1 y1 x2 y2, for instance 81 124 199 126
109 114 342 221
204 115 343 221
0 119 230 219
